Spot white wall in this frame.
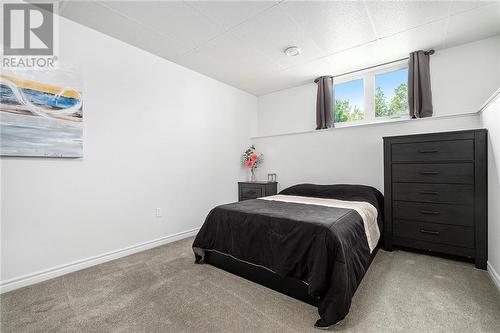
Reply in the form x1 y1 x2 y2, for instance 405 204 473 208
0 17 257 289
480 92 500 289
252 114 481 193
257 83 316 137
432 37 500 117
258 36 500 137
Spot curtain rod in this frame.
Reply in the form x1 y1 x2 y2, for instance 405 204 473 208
314 50 435 83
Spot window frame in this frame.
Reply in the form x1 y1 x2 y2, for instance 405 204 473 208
332 76 366 125
333 60 410 127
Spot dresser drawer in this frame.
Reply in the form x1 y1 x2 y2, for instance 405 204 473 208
241 186 264 200
391 140 473 162
393 220 474 248
393 183 473 204
392 163 473 184
393 201 473 226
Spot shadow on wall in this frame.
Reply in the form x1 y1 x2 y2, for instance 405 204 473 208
489 135 500 193
482 94 500 282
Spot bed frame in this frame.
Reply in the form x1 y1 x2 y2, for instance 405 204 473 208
204 243 381 307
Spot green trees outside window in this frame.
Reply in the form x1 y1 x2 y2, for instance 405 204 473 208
375 83 408 117
335 99 364 122
333 67 409 123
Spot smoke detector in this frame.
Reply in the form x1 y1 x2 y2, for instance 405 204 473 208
284 46 301 57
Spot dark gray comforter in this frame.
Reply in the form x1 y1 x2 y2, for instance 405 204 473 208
193 184 383 327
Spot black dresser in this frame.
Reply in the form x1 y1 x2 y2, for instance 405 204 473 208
238 181 277 201
383 129 487 269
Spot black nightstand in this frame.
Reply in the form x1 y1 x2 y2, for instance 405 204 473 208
238 181 278 201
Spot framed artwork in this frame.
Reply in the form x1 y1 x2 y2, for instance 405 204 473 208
0 69 83 157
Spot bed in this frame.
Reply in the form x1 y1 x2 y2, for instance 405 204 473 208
192 184 384 328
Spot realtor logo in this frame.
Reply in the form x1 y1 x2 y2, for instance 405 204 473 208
3 3 54 55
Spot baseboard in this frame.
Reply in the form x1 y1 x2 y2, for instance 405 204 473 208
0 228 199 294
487 261 500 292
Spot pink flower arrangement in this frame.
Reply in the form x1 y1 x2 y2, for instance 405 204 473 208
242 145 263 181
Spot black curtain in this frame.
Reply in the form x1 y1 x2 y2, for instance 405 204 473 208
408 50 433 118
315 76 334 129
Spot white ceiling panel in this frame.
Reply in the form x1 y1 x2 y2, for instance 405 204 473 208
321 19 447 79
231 5 324 68
178 51 273 95
376 19 448 58
60 1 185 59
185 32 279 73
174 48 221 77
282 0 376 54
326 40 383 77
99 1 223 52
177 32 280 83
185 1 277 30
450 0 496 15
366 1 451 37
445 2 500 47
245 57 335 96
57 1 500 96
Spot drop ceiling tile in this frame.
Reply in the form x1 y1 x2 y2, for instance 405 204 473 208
445 3 500 47
99 1 224 52
366 1 452 37
174 49 222 79
196 32 279 72
320 19 448 79
230 5 324 69
284 57 336 83
282 1 376 54
246 57 335 96
244 72 302 96
177 50 269 96
185 1 277 30
60 1 186 59
326 40 387 77
451 0 496 15
178 32 280 87
379 19 448 52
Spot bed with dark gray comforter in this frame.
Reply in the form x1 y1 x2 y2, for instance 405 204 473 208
193 184 384 328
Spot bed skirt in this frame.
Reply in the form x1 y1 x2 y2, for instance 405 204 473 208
203 245 380 309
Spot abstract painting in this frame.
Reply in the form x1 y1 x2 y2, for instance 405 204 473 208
0 69 83 157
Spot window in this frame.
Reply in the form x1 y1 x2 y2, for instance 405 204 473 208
333 62 409 125
375 68 408 118
334 79 364 123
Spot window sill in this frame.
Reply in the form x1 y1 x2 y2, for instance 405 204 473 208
251 110 481 140
335 115 410 128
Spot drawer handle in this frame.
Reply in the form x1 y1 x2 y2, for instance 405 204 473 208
245 190 257 195
418 149 439 153
420 229 440 235
419 171 440 175
419 191 439 195
420 210 440 215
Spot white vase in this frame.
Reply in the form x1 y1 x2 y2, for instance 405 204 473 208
250 169 256 182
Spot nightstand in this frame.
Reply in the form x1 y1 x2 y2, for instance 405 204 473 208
238 181 278 201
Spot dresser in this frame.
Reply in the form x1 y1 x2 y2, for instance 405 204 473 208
383 129 487 269
238 181 278 201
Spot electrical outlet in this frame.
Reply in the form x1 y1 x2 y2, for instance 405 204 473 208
156 208 162 217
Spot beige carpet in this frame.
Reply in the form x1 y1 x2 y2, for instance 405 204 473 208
1 237 499 332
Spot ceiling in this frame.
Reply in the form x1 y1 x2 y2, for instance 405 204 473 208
58 1 500 96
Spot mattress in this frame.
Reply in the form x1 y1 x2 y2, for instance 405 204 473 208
193 184 384 327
